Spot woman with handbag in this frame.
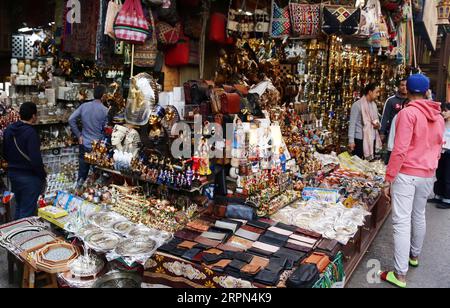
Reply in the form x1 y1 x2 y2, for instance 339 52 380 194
2 102 47 219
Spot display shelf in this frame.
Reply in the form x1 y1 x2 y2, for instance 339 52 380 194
96 166 211 194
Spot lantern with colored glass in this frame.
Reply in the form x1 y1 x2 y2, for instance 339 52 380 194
437 0 450 25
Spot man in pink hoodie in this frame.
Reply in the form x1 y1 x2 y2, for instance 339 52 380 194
381 74 445 288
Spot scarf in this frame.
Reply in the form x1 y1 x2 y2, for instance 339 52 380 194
361 96 382 159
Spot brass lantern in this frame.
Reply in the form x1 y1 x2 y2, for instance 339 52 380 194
437 0 450 25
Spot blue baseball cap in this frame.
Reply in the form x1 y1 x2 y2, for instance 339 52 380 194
407 74 430 94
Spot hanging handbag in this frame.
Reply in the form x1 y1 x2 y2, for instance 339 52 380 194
157 21 181 45
270 0 291 38
289 3 321 38
105 0 122 39
321 5 361 36
114 0 150 44
369 0 389 49
134 10 158 67
209 13 235 44
253 0 270 36
165 36 190 67
157 0 179 26
357 0 377 38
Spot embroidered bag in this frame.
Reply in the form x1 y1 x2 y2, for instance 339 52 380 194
321 5 361 36
114 0 150 44
270 0 291 37
289 3 321 38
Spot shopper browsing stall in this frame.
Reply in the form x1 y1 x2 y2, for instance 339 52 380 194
348 83 382 159
380 79 408 164
434 102 450 209
3 102 46 219
69 85 108 187
382 74 445 288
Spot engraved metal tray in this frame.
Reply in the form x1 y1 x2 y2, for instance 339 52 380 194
115 237 157 257
84 231 122 252
89 212 126 229
1 226 45 247
92 272 142 288
17 231 58 251
112 221 135 235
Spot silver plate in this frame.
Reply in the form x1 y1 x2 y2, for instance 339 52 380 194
112 221 135 235
89 212 125 229
128 226 159 239
17 232 56 251
77 224 101 239
115 238 156 257
84 231 122 252
92 272 142 288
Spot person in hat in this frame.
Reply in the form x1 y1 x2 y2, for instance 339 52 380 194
69 85 109 188
381 74 445 288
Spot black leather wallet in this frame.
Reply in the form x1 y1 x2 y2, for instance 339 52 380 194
248 247 274 257
254 270 280 286
234 252 254 264
263 231 290 242
247 220 271 230
202 253 224 265
274 247 306 263
182 248 203 261
258 235 287 247
228 259 247 271
275 222 298 232
266 257 287 274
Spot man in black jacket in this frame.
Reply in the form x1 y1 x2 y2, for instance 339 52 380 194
380 79 408 164
3 102 46 219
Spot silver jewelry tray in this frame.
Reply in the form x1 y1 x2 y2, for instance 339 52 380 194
89 212 126 229
92 272 142 288
115 237 156 257
1 226 45 247
112 221 135 235
84 231 122 252
16 231 57 251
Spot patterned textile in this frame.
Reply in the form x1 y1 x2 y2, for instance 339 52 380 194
321 6 361 36
270 0 291 37
289 3 321 38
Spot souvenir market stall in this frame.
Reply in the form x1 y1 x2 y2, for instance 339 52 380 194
0 0 419 288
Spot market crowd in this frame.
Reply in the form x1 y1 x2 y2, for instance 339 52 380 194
2 74 450 289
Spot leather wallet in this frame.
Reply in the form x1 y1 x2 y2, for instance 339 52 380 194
228 259 247 271
275 222 299 232
217 243 245 252
252 241 280 253
201 231 227 241
265 257 287 274
274 247 306 263
316 239 341 257
251 256 270 268
192 252 205 263
234 252 254 263
268 226 294 236
241 264 261 275
262 231 290 242
205 248 223 255
181 248 203 261
240 224 265 234
248 247 273 258
194 236 221 247
177 241 198 249
288 239 314 248
246 220 271 230
187 220 211 232
175 230 202 242
285 242 312 253
295 227 322 239
210 259 232 270
289 234 317 245
254 269 280 286
235 228 261 241
215 220 239 233
228 236 255 250
258 235 287 247
202 253 225 265
302 252 331 273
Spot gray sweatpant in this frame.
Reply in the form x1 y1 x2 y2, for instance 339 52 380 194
391 173 434 276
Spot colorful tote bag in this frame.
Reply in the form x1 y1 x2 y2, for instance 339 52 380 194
114 0 150 44
270 0 291 37
321 5 361 36
289 3 321 38
134 10 158 67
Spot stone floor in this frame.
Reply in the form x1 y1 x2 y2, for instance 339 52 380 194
1 203 449 288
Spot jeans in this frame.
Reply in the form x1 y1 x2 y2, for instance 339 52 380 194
391 173 434 275
78 145 93 184
9 174 44 220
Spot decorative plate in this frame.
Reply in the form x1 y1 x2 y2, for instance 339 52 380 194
115 237 157 257
128 226 159 240
69 255 105 278
92 272 142 288
89 212 126 229
84 231 122 252
112 221 135 235
77 224 101 239
17 232 57 251
2 226 45 246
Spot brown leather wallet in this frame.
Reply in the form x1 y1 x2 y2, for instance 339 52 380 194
187 220 211 232
209 259 232 269
241 264 261 275
217 243 245 252
302 252 331 273
195 236 221 247
177 241 198 249
295 227 322 239
240 224 265 234
205 248 223 255
285 242 312 253
250 256 270 269
175 230 202 242
228 236 255 250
